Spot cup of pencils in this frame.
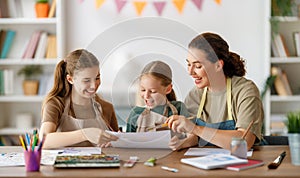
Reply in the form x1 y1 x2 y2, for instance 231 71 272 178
19 129 44 172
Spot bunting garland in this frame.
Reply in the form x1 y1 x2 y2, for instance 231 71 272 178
79 0 221 16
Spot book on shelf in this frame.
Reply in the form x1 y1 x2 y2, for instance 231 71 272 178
0 0 9 18
7 0 23 18
48 0 56 18
34 31 48 59
272 33 289 57
225 159 264 171
180 154 248 170
0 0 23 18
22 31 42 59
0 30 6 57
54 154 120 168
0 30 16 59
271 66 292 96
293 32 300 57
46 35 57 58
0 69 13 95
0 70 4 95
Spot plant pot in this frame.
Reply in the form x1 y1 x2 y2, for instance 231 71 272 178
35 2 50 18
23 80 39 95
288 133 300 166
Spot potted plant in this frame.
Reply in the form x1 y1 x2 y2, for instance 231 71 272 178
286 111 300 166
17 65 43 95
35 0 50 18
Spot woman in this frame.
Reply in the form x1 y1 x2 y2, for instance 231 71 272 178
167 32 263 150
39 49 118 149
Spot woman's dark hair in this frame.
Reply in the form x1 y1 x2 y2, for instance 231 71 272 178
188 32 246 77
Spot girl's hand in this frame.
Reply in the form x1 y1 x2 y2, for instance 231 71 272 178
169 135 185 151
166 115 195 134
82 128 118 145
99 142 112 148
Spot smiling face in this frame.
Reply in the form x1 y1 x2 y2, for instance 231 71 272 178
186 47 218 89
139 74 172 109
67 66 101 99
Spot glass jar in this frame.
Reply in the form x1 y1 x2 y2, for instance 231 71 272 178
231 137 247 159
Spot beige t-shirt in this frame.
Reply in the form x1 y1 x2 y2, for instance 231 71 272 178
41 95 119 132
184 76 263 140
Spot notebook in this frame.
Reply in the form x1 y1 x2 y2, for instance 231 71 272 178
54 154 120 168
181 154 248 170
225 159 264 171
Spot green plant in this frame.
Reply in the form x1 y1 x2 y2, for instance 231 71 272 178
286 111 300 133
261 75 277 99
36 0 48 3
271 0 295 34
271 0 295 16
17 65 43 80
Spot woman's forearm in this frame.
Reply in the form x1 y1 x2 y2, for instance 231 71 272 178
192 126 256 150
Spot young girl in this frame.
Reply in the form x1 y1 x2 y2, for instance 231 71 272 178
126 60 196 150
39 49 118 149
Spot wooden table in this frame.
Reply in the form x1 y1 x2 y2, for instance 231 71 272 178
0 146 299 178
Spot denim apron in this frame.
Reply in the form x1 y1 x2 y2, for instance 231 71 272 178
195 78 236 146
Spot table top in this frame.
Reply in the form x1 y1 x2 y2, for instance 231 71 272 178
0 145 299 178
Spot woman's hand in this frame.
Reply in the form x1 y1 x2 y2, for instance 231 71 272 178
166 115 196 134
81 128 118 145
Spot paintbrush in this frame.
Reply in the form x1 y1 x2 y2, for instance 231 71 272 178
268 151 286 169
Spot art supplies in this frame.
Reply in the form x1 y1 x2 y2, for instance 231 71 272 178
53 154 120 168
123 156 139 168
161 166 179 173
268 151 286 169
144 157 156 167
231 120 254 158
19 129 45 172
146 116 195 131
181 154 248 170
225 159 264 171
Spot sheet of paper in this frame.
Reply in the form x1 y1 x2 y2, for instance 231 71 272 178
58 147 101 156
184 147 253 157
107 130 171 149
0 150 59 166
184 148 231 156
0 147 102 167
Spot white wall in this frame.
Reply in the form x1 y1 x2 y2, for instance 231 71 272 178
65 0 269 103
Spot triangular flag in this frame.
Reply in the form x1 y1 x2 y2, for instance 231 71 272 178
214 0 222 5
115 0 127 13
172 0 186 14
95 0 105 9
133 1 147 16
191 0 203 10
153 1 166 16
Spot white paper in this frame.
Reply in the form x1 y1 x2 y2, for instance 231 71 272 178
107 130 171 149
184 147 253 157
184 148 231 156
58 147 102 156
181 154 248 170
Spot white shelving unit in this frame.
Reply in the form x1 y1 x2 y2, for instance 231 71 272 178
265 0 300 135
0 0 65 136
